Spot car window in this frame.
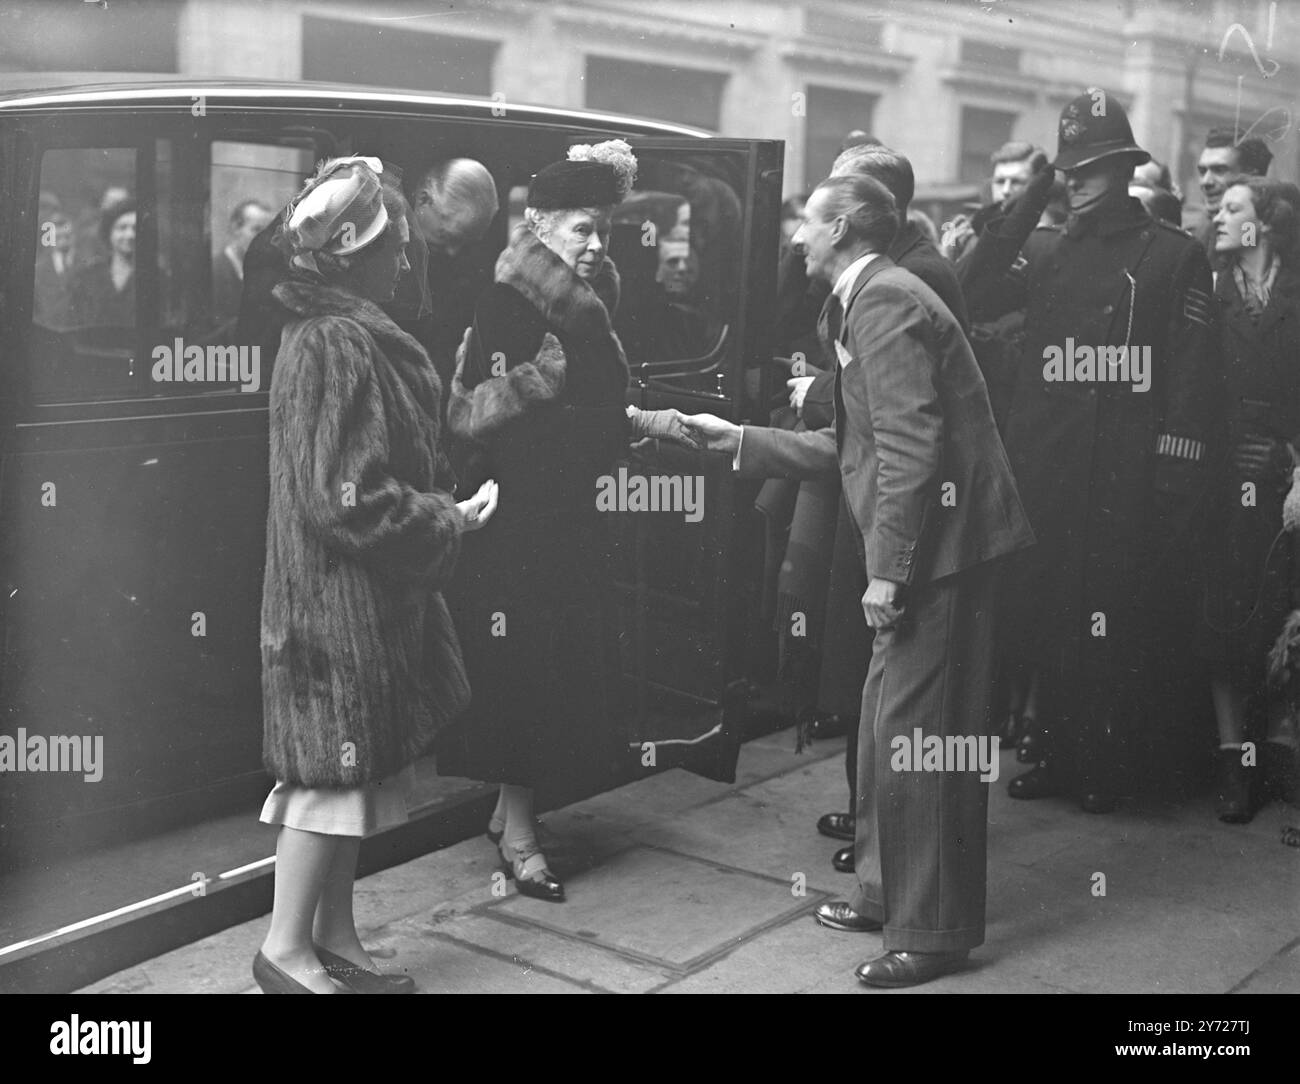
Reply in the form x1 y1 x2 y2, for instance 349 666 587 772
611 150 743 379
29 136 313 404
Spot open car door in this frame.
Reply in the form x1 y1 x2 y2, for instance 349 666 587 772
603 135 784 784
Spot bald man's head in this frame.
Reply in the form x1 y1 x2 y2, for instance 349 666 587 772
413 158 499 256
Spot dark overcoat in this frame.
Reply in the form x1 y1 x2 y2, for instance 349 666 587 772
998 200 1219 753
1197 262 1300 690
436 227 631 791
261 276 469 788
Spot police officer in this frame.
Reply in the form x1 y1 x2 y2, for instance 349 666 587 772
995 89 1219 812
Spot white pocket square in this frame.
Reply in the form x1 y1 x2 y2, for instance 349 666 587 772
835 339 854 368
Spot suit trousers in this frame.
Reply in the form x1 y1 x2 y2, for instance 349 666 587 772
850 559 1000 953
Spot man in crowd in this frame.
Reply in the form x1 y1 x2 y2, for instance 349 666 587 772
784 143 970 878
212 199 273 321
940 141 1048 261
394 157 499 388
993 89 1220 812
1187 127 1271 254
686 173 1033 987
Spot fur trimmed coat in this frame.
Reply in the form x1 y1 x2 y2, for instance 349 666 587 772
261 275 469 788
436 226 631 791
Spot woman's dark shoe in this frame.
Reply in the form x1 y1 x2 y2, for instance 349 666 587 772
1008 763 1058 800
253 950 343 994
1261 741 1300 806
1215 748 1254 823
832 845 854 873
500 839 565 903
313 944 414 994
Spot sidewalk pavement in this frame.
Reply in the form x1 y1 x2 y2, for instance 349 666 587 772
81 732 1300 994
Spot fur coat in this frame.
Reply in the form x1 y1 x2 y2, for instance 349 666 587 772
436 227 631 790
261 275 469 788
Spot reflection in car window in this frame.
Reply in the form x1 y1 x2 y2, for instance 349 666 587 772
610 152 741 375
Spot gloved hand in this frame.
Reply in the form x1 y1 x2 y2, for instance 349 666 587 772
1233 436 1290 483
626 405 700 447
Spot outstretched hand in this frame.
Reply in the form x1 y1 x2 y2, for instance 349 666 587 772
682 413 743 456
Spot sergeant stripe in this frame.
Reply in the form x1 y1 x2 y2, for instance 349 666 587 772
1157 433 1205 462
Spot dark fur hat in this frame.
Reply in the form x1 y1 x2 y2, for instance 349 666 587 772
528 160 622 210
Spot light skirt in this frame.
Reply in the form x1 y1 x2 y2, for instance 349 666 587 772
259 765 416 838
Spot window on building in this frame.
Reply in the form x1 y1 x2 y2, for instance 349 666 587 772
0 0 178 73
959 38 1022 71
585 57 727 132
805 9 884 48
302 15 497 96
959 106 1017 185
803 85 877 192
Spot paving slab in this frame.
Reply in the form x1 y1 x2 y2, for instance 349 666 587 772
486 843 827 973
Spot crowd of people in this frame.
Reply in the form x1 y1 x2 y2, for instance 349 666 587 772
226 86 1297 995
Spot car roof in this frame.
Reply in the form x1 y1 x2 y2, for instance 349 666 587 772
0 79 713 139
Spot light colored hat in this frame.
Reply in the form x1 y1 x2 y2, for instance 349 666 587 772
284 156 389 273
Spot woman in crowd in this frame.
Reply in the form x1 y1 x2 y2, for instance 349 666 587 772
440 140 685 901
255 157 497 993
1199 176 1300 822
70 199 136 327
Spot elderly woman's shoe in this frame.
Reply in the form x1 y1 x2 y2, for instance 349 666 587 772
500 839 565 902
313 944 415 994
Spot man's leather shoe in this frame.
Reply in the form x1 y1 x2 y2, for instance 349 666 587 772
816 812 855 841
813 900 882 932
832 845 854 873
1008 764 1057 800
1079 790 1117 815
855 950 969 988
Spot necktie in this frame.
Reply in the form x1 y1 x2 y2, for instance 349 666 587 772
817 292 844 364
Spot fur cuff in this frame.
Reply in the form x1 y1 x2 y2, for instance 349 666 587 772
447 331 567 443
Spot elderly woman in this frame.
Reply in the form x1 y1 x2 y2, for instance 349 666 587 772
254 157 497 993
69 199 136 327
439 141 683 901
1199 176 1300 822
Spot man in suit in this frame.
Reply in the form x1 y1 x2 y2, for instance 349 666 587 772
785 144 971 875
685 174 1035 987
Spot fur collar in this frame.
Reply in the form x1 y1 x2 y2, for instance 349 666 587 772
446 229 630 445
496 224 623 347
272 274 440 394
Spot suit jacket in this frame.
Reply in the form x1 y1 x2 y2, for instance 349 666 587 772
738 256 1034 587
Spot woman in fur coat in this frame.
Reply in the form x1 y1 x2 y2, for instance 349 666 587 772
1198 176 1300 822
255 158 498 994
438 141 687 901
